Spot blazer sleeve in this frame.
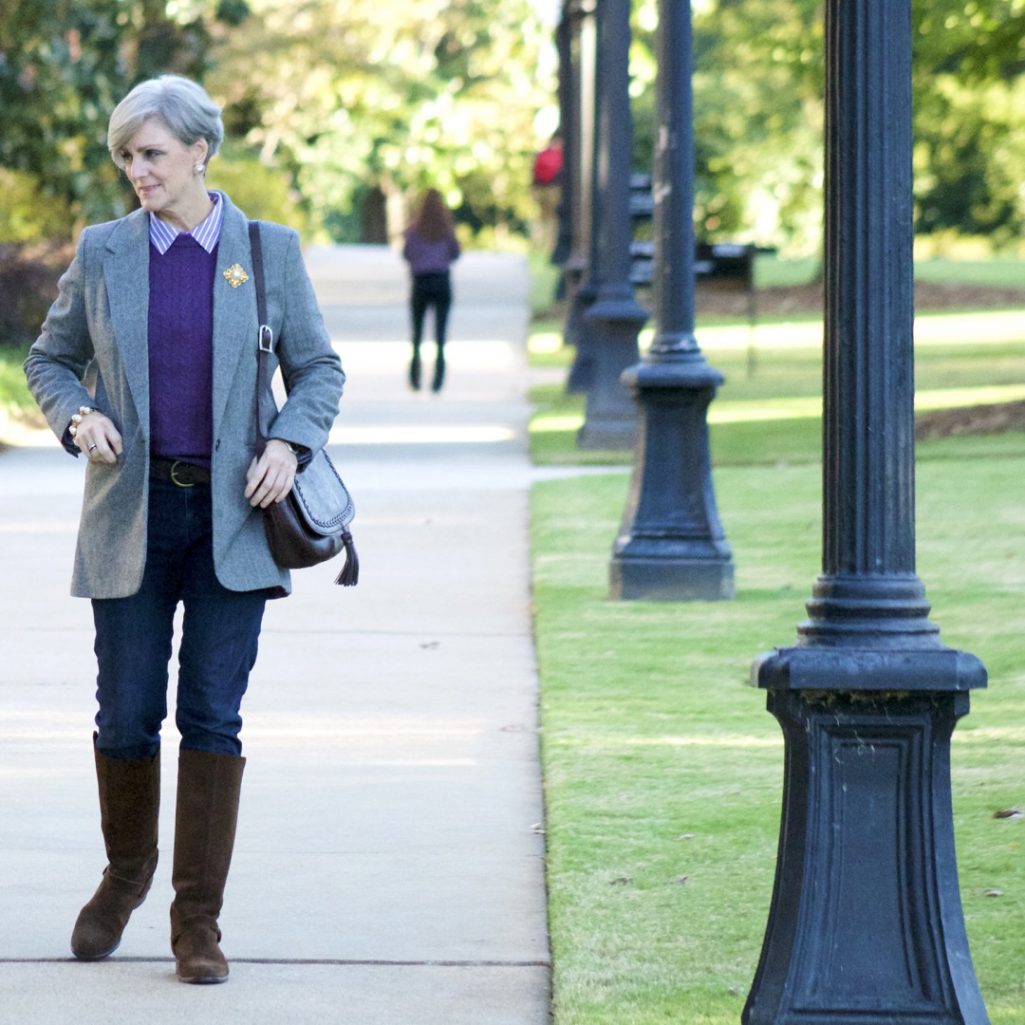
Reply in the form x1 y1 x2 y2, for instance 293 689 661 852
268 229 345 457
23 231 98 455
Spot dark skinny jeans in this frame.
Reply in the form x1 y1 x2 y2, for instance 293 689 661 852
410 271 452 353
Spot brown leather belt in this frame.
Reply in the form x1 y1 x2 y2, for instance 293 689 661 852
150 458 211 487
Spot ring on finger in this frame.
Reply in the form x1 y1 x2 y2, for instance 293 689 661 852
88 443 98 452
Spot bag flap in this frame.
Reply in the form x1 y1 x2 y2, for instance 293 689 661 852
291 451 355 534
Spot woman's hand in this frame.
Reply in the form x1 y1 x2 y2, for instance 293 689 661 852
74 412 123 465
245 439 298 508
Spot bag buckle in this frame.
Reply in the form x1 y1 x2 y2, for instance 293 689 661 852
258 325 274 353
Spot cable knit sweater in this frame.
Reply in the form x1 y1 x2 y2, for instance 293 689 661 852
147 235 217 467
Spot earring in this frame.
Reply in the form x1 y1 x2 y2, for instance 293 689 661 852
194 163 205 174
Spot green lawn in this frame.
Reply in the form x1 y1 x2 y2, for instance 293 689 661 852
915 258 1025 290
754 252 1024 290
529 313 1025 466
531 276 1025 1024
533 452 1025 1025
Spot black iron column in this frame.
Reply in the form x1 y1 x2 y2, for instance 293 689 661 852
551 6 574 270
563 0 601 393
577 0 648 449
608 0 733 600
744 2 989 1022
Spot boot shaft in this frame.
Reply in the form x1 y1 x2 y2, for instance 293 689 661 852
94 738 160 879
171 749 245 925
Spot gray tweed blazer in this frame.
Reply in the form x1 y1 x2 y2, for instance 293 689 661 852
24 193 345 598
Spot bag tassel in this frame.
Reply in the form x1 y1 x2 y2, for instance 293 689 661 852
334 531 360 587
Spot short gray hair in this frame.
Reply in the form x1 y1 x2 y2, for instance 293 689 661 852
108 76 224 169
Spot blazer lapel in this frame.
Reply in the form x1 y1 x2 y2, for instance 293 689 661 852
103 211 151 434
211 197 257 433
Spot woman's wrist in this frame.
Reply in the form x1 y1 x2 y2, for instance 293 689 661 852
68 406 99 438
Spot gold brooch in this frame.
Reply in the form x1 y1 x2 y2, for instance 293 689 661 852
222 263 250 288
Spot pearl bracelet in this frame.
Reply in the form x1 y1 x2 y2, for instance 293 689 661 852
68 405 98 438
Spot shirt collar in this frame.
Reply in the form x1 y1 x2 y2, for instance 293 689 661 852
149 191 223 255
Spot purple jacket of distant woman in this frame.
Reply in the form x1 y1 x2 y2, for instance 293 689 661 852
402 228 460 276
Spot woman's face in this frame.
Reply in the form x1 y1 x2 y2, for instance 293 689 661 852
118 118 208 225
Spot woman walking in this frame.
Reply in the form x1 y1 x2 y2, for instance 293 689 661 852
401 189 460 392
24 75 344 983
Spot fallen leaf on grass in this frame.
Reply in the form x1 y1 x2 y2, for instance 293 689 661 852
984 888 1004 897
672 875 689 886
992 808 1024 819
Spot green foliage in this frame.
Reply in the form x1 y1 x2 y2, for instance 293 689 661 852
532 454 1025 1024
0 169 72 243
629 0 826 253
205 144 307 231
2 0 1022 249
912 0 1025 81
914 76 1025 245
0 344 36 416
626 0 1025 253
206 0 554 241
0 0 218 229
693 0 824 251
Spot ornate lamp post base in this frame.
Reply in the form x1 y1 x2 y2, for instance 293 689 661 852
576 294 647 450
565 272 599 394
610 550 733 601
610 356 734 600
744 681 988 1025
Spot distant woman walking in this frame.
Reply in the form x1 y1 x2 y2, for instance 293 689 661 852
402 189 460 392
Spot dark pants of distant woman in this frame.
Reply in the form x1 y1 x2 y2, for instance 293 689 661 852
410 271 452 350
409 271 452 391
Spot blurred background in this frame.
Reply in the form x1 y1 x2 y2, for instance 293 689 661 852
2 0 1024 399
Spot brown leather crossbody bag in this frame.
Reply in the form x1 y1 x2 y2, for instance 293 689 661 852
249 221 358 586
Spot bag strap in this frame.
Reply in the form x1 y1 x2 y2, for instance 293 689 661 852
249 220 277 445
247 220 360 587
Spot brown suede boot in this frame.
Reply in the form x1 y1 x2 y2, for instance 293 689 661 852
71 737 160 960
170 748 245 984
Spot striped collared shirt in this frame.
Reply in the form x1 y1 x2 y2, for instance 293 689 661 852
148 191 224 255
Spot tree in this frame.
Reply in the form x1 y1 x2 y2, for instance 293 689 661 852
204 0 554 241
912 0 1025 243
0 0 215 231
627 0 1025 252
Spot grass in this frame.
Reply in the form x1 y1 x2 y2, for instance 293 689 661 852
530 262 1025 1023
915 258 1025 290
532 453 1025 1025
754 252 1025 290
529 323 1025 466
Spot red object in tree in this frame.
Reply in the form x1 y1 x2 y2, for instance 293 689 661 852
532 141 563 186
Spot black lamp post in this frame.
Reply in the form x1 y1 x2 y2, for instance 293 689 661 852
563 0 601 393
608 0 733 600
577 0 648 450
744 2 989 1022
551 6 574 271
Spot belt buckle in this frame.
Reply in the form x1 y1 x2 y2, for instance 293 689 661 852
169 460 195 488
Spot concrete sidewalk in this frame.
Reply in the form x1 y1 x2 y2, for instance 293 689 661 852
0 246 550 1023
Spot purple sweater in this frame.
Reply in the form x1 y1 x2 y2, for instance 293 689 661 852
402 228 460 276
148 235 217 467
